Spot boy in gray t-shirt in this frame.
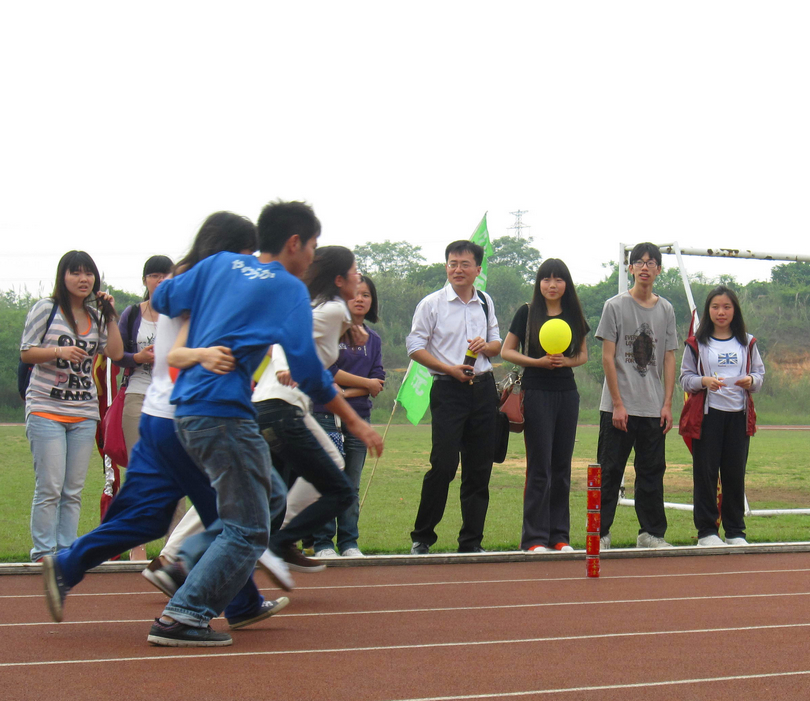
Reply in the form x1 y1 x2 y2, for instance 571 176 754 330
595 243 678 549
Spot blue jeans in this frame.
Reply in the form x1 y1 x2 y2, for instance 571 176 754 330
312 412 367 552
165 416 272 627
55 413 267 622
255 400 353 554
26 414 98 562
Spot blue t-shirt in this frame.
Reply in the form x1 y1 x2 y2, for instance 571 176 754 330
151 252 336 419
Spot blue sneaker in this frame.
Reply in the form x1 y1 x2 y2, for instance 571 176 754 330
42 555 69 622
227 597 290 630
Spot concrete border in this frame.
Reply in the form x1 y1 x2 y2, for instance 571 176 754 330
3 541 809 575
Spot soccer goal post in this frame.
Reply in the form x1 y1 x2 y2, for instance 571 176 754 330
615 242 810 518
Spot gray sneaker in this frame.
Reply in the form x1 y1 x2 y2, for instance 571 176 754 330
697 535 727 547
42 555 69 623
636 532 673 549
410 542 430 555
725 537 749 546
600 534 611 550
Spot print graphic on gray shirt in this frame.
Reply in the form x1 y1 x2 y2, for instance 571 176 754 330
596 292 678 417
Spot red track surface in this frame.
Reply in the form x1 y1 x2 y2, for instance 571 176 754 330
2 553 810 700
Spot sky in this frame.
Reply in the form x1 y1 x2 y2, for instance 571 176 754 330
2 1 809 298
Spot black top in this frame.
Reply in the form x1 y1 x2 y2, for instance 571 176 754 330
508 304 587 392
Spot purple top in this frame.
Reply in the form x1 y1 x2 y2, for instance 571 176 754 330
114 303 142 369
312 326 385 418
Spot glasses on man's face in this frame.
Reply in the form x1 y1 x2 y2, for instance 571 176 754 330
447 261 475 271
146 273 167 281
631 259 659 269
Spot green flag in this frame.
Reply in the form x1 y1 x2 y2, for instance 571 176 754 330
395 213 492 425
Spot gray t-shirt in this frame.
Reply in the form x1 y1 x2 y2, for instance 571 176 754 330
596 292 678 417
20 298 108 420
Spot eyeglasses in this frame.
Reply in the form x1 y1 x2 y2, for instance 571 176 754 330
631 259 659 269
145 273 167 281
447 261 476 271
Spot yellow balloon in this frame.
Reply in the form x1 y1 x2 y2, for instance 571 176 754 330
539 318 572 355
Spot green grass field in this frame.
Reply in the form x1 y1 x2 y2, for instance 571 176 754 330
2 423 809 562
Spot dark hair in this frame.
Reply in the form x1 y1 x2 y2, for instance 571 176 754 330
696 285 748 346
357 275 379 324
143 255 173 278
257 200 321 255
445 240 484 266
51 250 116 334
305 246 355 307
174 212 258 275
142 255 174 300
628 242 662 268
526 258 589 358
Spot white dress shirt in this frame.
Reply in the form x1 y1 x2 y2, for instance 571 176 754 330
406 285 500 376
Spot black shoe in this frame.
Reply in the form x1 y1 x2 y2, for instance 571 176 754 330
147 619 232 647
410 542 430 555
227 597 290 630
276 544 326 573
458 546 487 553
148 561 187 598
42 555 69 622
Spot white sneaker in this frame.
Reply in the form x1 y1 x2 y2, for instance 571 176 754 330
314 548 340 558
636 532 674 549
340 547 364 557
600 534 611 550
725 537 749 546
526 545 551 553
257 548 295 592
697 535 727 547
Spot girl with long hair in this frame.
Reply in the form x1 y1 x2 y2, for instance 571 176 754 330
252 245 368 566
310 274 385 557
680 285 764 546
501 258 590 552
20 251 124 562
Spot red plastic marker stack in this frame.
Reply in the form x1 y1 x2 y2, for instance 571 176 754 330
586 464 601 578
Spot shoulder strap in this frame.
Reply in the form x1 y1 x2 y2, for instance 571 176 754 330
523 302 530 353
41 302 58 343
476 290 489 323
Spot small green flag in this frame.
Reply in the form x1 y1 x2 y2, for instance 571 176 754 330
395 213 492 425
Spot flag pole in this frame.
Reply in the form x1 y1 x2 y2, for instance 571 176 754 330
358 400 397 513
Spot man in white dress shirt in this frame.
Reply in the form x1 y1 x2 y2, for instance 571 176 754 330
405 241 502 554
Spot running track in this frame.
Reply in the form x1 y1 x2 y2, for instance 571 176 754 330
2 551 809 701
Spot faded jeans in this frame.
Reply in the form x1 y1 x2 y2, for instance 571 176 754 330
164 416 272 627
26 414 98 562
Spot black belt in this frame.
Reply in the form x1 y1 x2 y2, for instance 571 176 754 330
434 372 493 384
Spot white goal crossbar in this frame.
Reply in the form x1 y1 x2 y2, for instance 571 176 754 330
615 242 810 518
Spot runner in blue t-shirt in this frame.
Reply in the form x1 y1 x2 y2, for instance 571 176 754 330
147 200 383 648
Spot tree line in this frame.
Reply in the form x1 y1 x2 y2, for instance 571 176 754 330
2 243 810 423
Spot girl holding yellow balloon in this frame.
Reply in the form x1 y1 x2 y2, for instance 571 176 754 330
501 259 590 552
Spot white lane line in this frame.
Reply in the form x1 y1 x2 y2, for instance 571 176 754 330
1 621 809 668
4 590 810 628
3 567 809 600
385 669 810 700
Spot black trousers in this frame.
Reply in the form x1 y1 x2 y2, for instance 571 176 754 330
692 408 749 539
598 412 668 538
411 374 497 550
521 388 579 549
